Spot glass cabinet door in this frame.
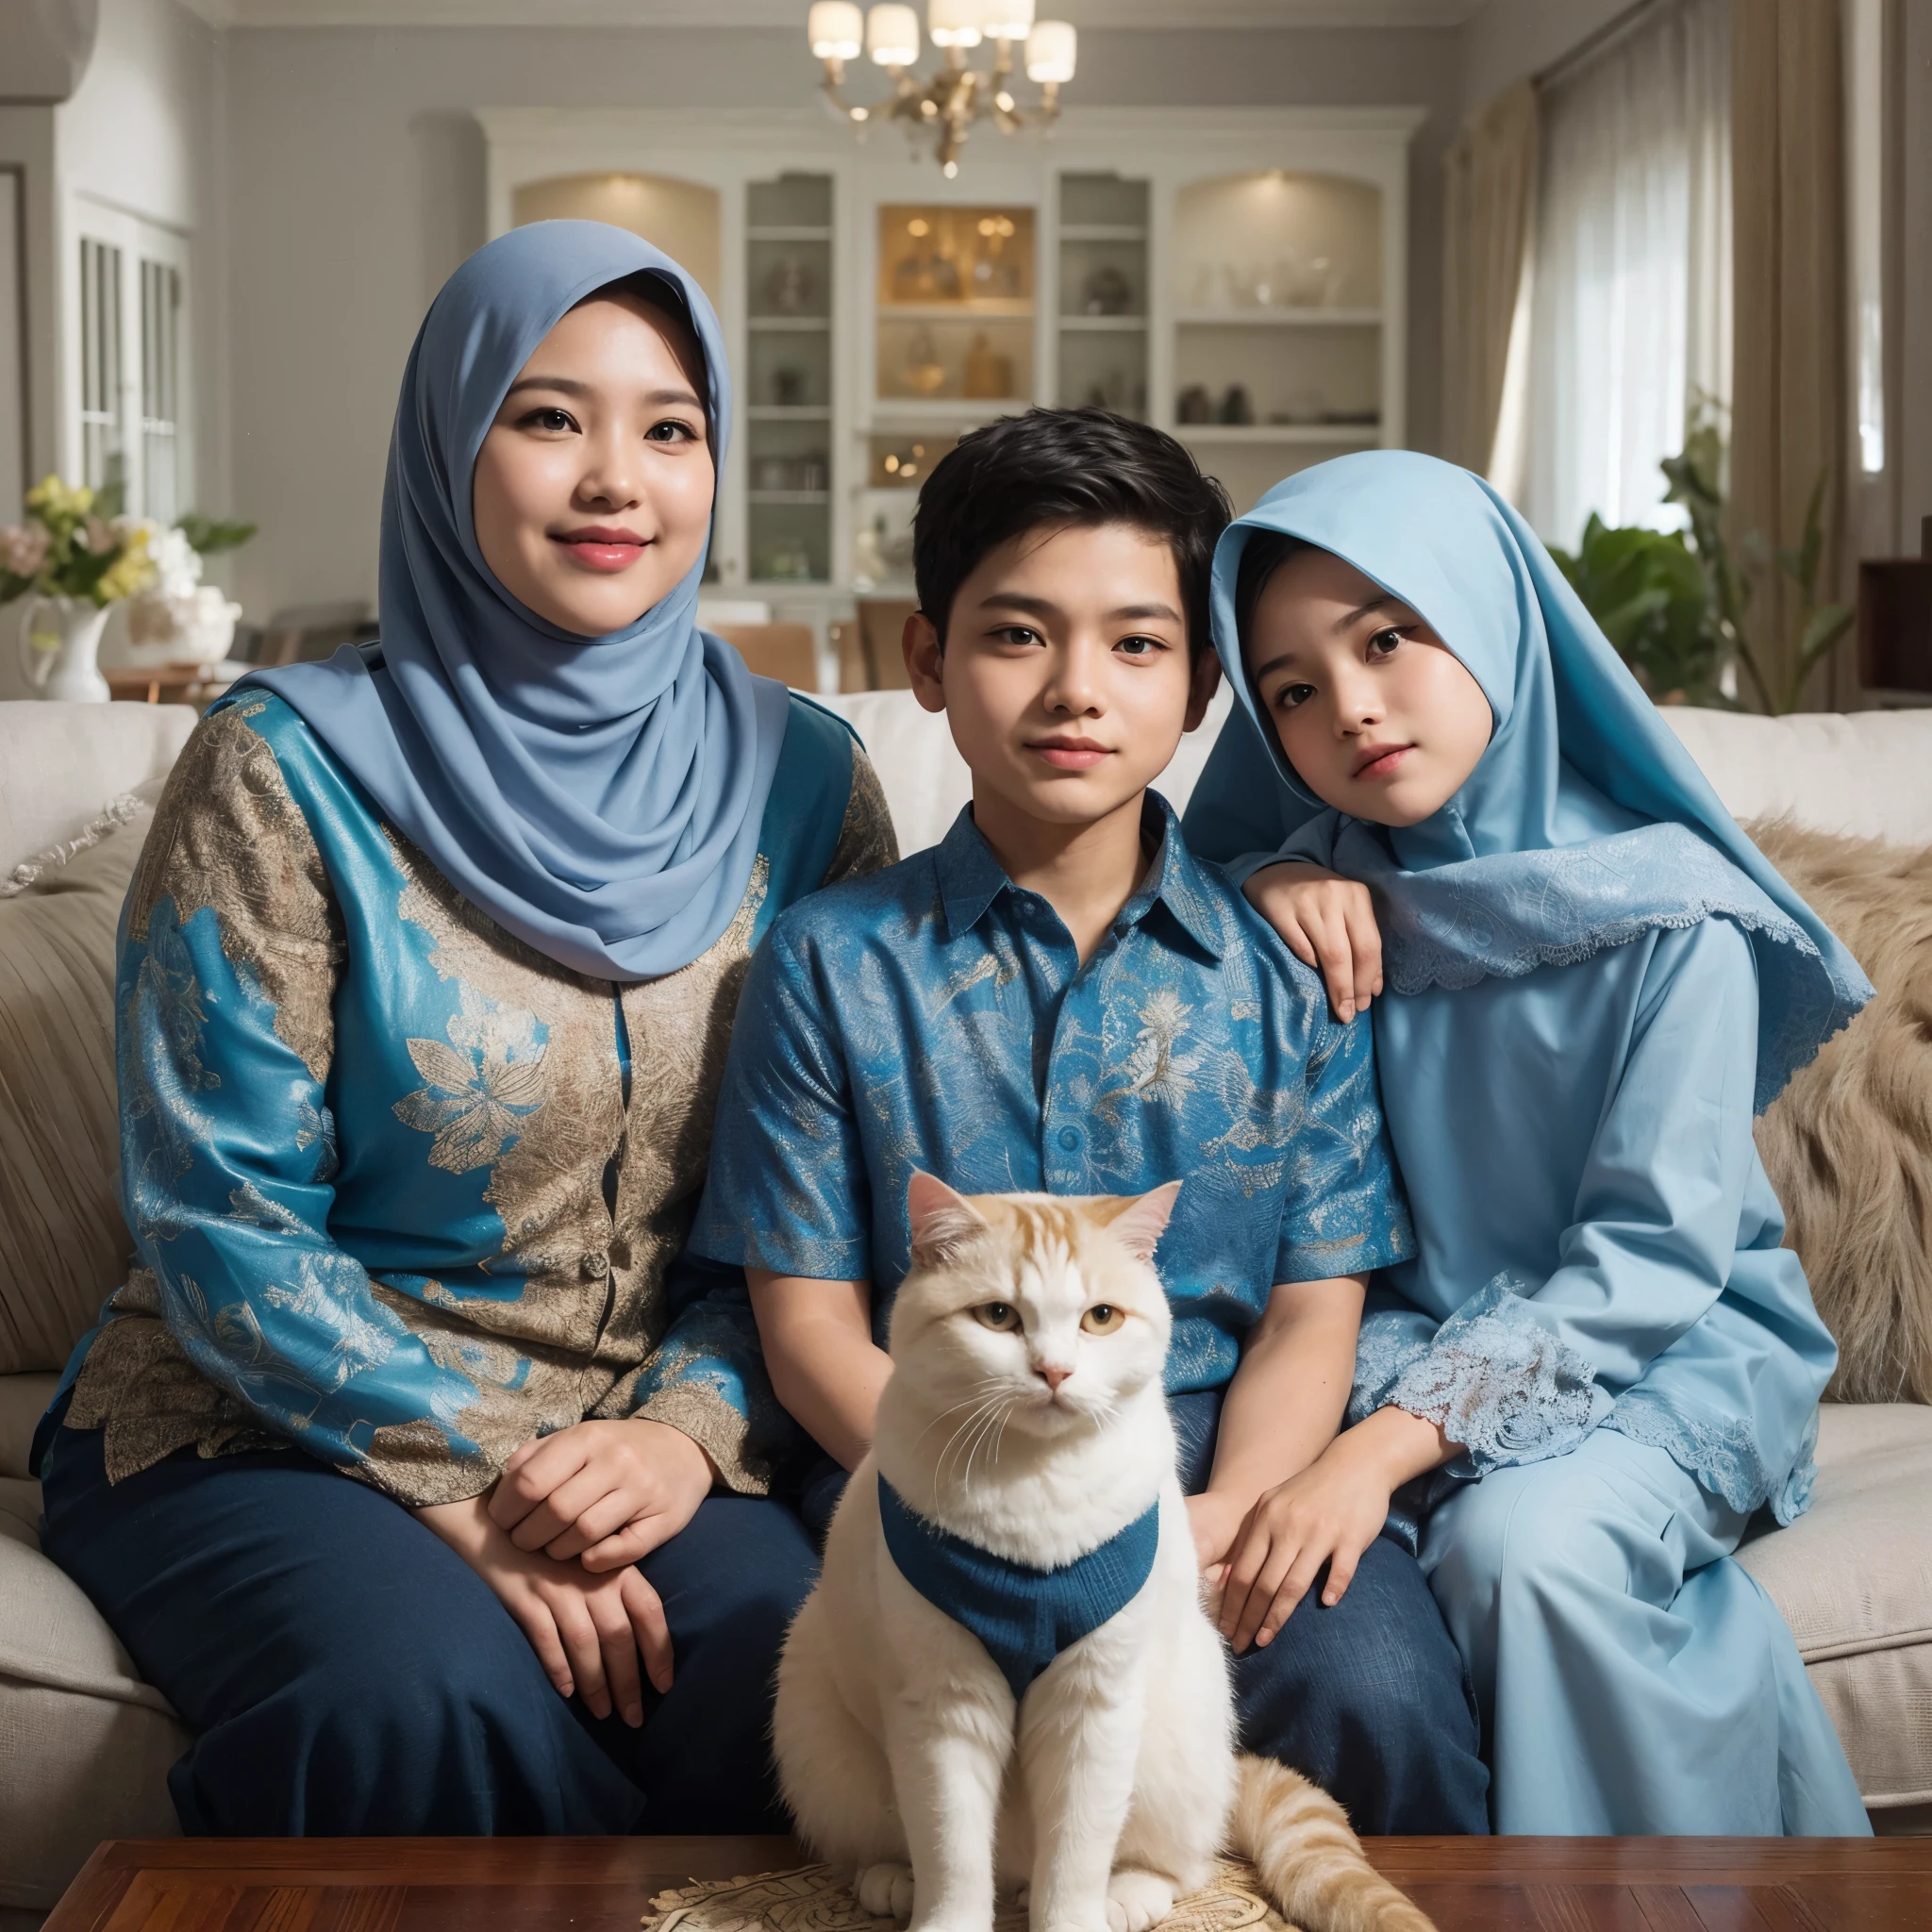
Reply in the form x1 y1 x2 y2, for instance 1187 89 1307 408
746 173 835 584
1055 173 1148 419
874 202 1036 409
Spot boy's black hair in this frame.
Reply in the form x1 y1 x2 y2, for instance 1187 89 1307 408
1232 529 1314 660
911 408 1233 660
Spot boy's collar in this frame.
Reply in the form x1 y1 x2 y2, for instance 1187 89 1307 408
936 793 1226 961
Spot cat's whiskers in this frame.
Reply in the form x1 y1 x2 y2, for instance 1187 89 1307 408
912 1380 1011 1455
958 1393 1020 1492
933 1390 1016 1489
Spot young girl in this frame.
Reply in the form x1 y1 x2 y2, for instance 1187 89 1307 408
37 221 895 1835
1182 449 1873 1836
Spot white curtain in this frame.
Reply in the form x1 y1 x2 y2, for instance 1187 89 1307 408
1518 0 1732 549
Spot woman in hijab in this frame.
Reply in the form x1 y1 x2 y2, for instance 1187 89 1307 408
1182 450 1872 1835
36 222 896 1837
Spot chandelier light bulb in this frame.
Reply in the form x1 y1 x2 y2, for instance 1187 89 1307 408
982 0 1033 41
866 1 920 65
927 0 985 49
808 0 864 58
1024 18 1075 82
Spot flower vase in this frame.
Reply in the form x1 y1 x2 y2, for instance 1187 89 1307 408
19 597 112 703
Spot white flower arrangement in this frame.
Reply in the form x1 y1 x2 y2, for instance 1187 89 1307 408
123 512 256 664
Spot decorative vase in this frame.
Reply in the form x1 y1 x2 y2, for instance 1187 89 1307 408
19 596 112 703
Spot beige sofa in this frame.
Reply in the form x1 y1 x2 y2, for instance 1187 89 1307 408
0 691 1927 1922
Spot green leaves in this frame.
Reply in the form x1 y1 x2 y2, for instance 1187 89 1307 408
175 513 258 556
1554 514 1721 704
1562 402 1853 715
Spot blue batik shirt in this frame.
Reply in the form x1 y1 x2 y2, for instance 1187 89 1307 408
691 795 1414 1391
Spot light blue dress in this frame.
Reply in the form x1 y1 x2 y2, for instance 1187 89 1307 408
1183 450 1874 1835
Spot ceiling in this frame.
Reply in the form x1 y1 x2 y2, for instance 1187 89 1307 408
188 0 1485 28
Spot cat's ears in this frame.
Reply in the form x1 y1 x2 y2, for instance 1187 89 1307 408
907 1170 989 1267
1102 1179 1183 1265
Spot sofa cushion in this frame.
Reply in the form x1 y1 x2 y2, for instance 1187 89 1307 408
1661 707 1932 846
1737 1404 1932 1812
1751 823 1932 1404
0 801 152 1374
0 1374 56 1482
0 1474 187 1908
0 702 195 875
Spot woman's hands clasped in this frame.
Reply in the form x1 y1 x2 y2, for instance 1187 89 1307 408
416 1417 713 1728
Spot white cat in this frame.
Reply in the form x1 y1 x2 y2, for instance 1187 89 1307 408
774 1174 1434 1932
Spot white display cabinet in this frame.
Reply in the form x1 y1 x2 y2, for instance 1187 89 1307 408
480 106 1422 646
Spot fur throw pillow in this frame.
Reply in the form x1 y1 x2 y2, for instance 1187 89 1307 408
1751 818 1932 1404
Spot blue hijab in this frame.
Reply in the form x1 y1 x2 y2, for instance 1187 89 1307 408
1205 451 1870 1109
239 221 790 981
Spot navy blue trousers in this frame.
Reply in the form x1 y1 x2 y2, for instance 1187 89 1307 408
43 1391 1488 1838
800 1391 1491 1837
40 1423 816 1836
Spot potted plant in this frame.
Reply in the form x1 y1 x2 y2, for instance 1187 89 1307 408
1553 409 1854 715
1 476 158 701
124 513 258 670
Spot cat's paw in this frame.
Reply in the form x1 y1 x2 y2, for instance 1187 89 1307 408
1105 1871 1176 1932
855 1863 915 1922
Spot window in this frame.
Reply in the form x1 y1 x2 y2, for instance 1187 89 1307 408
1514 0 1731 548
69 201 190 519
79 235 124 499
141 258 182 524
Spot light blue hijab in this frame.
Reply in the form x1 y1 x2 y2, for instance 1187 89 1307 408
240 221 790 981
1202 450 1871 1109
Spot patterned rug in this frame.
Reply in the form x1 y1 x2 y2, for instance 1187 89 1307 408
641 1860 1290 1932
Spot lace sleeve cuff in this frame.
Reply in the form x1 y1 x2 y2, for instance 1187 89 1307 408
1374 1276 1612 1474
1346 1303 1440 1426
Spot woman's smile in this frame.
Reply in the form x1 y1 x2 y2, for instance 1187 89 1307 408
552 524 650 573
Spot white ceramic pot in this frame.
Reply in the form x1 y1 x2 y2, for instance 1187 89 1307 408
19 596 112 703
125 586 242 666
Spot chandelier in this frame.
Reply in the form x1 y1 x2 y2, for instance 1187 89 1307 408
806 0 1077 177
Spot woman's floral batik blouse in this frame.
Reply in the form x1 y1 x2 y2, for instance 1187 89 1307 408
58 690 895 1507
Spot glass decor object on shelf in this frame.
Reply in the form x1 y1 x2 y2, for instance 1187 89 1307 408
878 205 1034 307
806 2 1076 176
747 171 836 583
877 203 1035 405
868 432 958 487
1056 173 1147 418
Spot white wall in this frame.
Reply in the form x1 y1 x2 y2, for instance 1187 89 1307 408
58 0 219 232
53 0 230 532
1458 0 1632 116
219 23 1464 622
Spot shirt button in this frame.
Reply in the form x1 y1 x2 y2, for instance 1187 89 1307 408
1058 1126 1081 1151
580 1250 610 1281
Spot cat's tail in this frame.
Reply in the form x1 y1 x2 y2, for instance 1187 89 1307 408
1229 1753 1437 1932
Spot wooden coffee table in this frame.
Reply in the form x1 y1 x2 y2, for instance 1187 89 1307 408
43 1836 1932 1932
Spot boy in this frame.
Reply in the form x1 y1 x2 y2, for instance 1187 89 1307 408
692 409 1488 1834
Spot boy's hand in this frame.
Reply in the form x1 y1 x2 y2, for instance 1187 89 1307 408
1243 862 1382 1024
489 1418 714 1572
1212 1429 1398 1653
416 1491 671 1724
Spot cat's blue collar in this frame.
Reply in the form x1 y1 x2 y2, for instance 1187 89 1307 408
876 1473 1160 1703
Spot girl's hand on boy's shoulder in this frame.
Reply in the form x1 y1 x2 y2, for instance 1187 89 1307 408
490 1418 714 1572
1210 1449 1395 1655
1243 862 1383 1024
